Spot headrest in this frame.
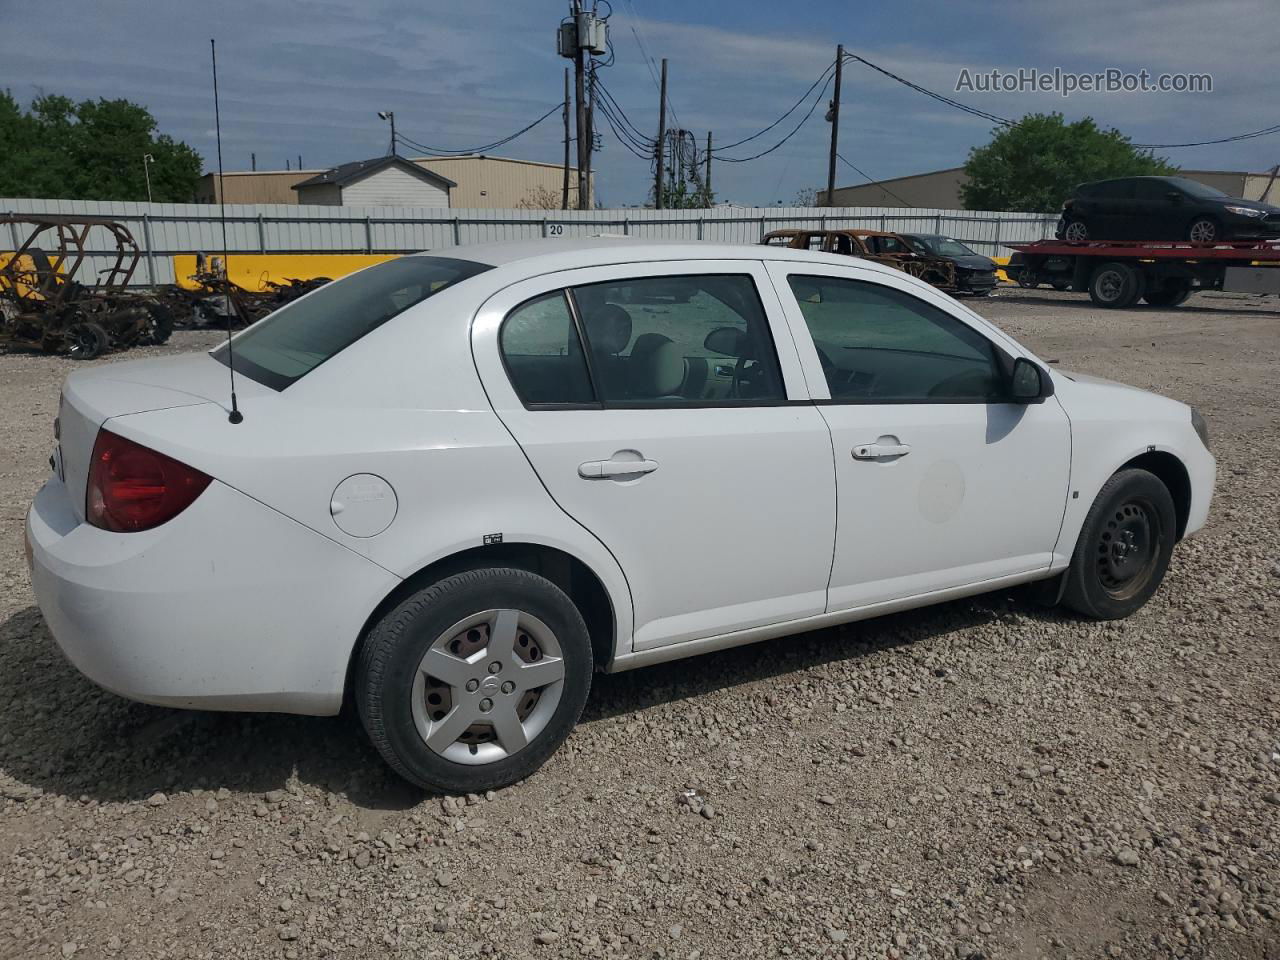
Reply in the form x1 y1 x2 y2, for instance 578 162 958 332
584 303 633 355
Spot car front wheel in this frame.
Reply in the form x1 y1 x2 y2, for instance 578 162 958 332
356 567 593 793
1062 468 1176 620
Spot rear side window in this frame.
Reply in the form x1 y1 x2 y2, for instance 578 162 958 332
500 292 595 406
787 274 1002 402
213 256 491 390
1094 180 1135 200
572 274 785 406
498 274 786 408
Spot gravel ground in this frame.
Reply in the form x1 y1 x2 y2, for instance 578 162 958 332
0 289 1277 960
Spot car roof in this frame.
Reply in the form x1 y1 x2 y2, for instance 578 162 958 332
408 236 913 280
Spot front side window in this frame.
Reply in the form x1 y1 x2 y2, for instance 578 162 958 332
570 274 785 406
787 274 1003 402
213 256 491 389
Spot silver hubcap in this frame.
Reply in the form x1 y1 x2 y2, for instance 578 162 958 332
1189 220 1215 243
1064 221 1087 241
412 609 565 765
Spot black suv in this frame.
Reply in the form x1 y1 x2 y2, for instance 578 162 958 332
1057 176 1280 244
899 234 998 295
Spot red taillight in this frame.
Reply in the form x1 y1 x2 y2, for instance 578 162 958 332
86 429 212 533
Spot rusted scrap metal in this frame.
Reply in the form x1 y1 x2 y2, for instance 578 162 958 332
0 215 173 359
164 255 332 329
761 228 958 291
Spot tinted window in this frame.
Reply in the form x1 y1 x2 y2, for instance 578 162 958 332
1093 180 1135 200
1134 179 1175 201
213 256 490 389
500 292 595 406
1168 177 1228 199
787 275 1002 402
571 274 785 406
931 238 978 257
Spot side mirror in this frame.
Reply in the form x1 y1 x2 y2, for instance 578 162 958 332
1010 356 1053 403
704 326 748 357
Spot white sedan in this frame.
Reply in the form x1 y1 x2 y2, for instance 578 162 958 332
26 239 1215 792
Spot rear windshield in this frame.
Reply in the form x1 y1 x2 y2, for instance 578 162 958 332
212 255 491 389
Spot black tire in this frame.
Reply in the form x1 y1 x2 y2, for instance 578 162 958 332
1062 468 1177 620
143 303 174 345
1060 217 1089 242
1088 261 1145 308
1017 271 1039 289
1187 216 1219 244
1142 280 1192 308
67 321 109 360
356 567 593 794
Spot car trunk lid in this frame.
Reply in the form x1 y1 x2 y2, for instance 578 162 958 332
57 353 269 521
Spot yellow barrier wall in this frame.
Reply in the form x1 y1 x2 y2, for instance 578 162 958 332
171 253 400 291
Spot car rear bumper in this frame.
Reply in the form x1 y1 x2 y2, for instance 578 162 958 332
26 475 398 716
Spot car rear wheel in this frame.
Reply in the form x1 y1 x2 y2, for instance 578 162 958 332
1088 262 1145 307
1187 217 1219 244
67 321 109 360
1062 468 1176 620
356 567 593 793
1062 218 1089 242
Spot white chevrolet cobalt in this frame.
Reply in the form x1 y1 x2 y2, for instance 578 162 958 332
27 239 1214 792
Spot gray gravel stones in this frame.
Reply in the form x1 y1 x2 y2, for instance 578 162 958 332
1 299 1279 959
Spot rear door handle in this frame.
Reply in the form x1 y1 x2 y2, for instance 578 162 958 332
579 458 660 479
852 441 911 460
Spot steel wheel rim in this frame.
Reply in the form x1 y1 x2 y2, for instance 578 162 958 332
68 327 93 359
412 609 565 765
1095 498 1160 600
1189 220 1216 244
1064 220 1088 241
1096 269 1124 302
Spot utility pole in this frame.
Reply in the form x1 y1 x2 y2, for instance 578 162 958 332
825 44 843 207
705 130 712 205
654 58 668 209
585 68 595 207
573 1 590 209
251 152 256 171
562 68 571 209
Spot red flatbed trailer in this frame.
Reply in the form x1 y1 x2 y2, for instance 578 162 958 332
1006 238 1280 307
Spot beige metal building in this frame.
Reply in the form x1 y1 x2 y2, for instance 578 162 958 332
196 154 590 208
819 167 1280 209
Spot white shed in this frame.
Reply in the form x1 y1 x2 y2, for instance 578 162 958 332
292 156 456 207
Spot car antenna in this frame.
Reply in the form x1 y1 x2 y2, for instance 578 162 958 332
211 38 243 424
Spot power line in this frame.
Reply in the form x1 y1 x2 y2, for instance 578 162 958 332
394 103 563 156
836 153 913 206
717 61 837 151
716 71 834 163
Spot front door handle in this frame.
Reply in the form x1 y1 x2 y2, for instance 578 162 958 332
852 440 911 460
579 456 659 479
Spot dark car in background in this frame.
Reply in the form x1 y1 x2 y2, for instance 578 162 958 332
899 234 998 295
1057 176 1280 244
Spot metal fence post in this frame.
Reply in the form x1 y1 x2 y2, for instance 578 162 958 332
141 214 157 287
541 218 548 238
993 217 1002 255
256 213 267 253
452 217 461 246
364 216 373 254
623 217 629 236
879 214 887 231
697 216 703 240
6 212 20 252
934 213 942 233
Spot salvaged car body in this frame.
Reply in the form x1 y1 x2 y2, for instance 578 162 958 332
762 228 958 291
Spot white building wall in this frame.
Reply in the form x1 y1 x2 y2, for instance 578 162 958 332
340 167 450 208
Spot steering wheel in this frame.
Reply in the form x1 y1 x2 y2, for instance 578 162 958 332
733 356 765 398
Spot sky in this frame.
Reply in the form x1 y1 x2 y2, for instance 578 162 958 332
5 0 1280 207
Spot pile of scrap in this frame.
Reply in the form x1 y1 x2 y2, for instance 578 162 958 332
0 215 172 359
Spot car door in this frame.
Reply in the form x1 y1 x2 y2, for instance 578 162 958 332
472 260 836 653
1097 179 1140 239
1132 179 1179 239
765 261 1070 611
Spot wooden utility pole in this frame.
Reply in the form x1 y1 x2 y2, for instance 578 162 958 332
654 58 668 209
562 68 571 209
705 130 712 204
573 2 590 210
825 44 843 207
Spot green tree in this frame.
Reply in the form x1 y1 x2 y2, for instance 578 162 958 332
960 113 1176 212
0 91 202 202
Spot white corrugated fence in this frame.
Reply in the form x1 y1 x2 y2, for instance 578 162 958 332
1 197 1057 287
